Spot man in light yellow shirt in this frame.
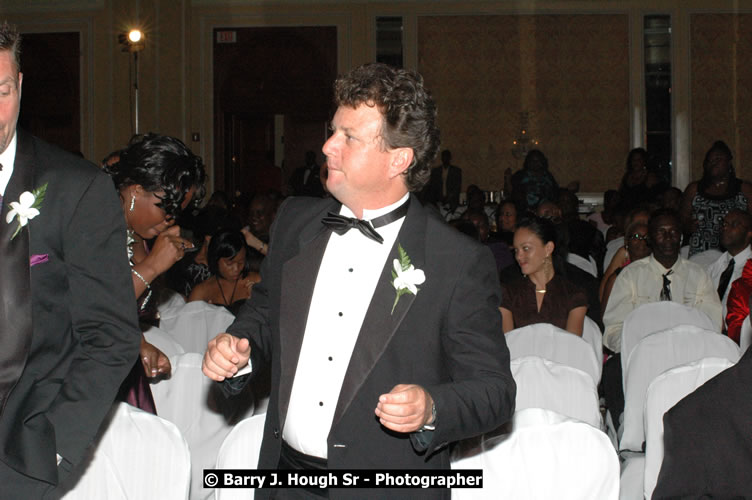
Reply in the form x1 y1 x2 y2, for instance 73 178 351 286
602 209 722 425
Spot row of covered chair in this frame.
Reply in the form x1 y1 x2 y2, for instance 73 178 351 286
616 302 740 500
64 297 745 499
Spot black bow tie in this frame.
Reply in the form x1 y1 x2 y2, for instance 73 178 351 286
321 198 411 244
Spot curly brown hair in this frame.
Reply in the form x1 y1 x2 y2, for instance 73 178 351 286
0 22 21 73
333 63 440 192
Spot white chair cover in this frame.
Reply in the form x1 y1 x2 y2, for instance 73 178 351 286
567 253 598 277
688 248 723 269
143 325 186 360
451 408 619 500
603 237 624 275
159 301 236 354
215 413 267 500
621 302 716 384
158 288 188 315
620 326 739 453
506 323 601 385
619 452 644 500
583 316 604 367
642 357 734 500
62 403 190 500
511 356 601 428
151 353 256 500
740 314 752 353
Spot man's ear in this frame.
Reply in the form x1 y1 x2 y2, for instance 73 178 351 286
389 147 414 178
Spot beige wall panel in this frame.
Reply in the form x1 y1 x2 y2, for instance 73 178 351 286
419 13 630 194
691 13 752 182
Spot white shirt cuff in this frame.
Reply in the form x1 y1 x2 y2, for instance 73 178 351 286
56 454 63 466
232 360 253 378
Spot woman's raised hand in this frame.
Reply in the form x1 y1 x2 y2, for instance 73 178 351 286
145 225 194 276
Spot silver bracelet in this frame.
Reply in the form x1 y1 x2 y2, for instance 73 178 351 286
131 267 151 288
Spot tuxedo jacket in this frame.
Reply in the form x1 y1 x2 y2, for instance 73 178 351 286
0 131 140 492
225 194 515 499
653 346 752 499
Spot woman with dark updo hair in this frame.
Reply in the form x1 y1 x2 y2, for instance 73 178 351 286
103 133 206 413
500 216 588 336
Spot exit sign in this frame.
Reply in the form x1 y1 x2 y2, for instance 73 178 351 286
216 31 237 44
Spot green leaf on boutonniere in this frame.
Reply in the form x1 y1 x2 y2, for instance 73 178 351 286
390 243 425 314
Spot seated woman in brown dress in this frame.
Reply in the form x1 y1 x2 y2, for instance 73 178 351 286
500 216 588 336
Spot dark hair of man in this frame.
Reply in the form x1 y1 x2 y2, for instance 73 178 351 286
103 133 207 217
333 63 440 192
207 229 251 278
699 140 740 194
648 207 681 235
725 208 752 233
0 22 21 72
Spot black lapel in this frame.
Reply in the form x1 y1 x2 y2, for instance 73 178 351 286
331 194 427 428
0 131 35 417
277 199 338 427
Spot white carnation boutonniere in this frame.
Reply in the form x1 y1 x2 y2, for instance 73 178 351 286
391 243 425 314
6 183 48 240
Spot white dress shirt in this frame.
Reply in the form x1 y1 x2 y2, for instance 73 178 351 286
0 131 17 197
603 254 723 353
707 245 752 323
282 193 408 459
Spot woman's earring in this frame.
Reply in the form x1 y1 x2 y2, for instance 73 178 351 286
544 255 554 278
130 195 136 212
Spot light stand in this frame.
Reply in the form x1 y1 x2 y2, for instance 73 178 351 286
119 29 145 135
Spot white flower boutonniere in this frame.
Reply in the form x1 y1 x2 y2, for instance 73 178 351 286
6 183 48 241
391 243 425 314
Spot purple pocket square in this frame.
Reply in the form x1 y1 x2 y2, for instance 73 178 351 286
30 254 49 267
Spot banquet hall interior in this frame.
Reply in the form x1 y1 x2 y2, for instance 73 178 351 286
3 0 752 499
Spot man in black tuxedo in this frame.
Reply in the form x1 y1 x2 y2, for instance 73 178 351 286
425 149 462 210
0 23 140 498
204 63 515 498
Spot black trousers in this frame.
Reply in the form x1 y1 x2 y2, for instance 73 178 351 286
270 440 329 499
602 354 624 427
